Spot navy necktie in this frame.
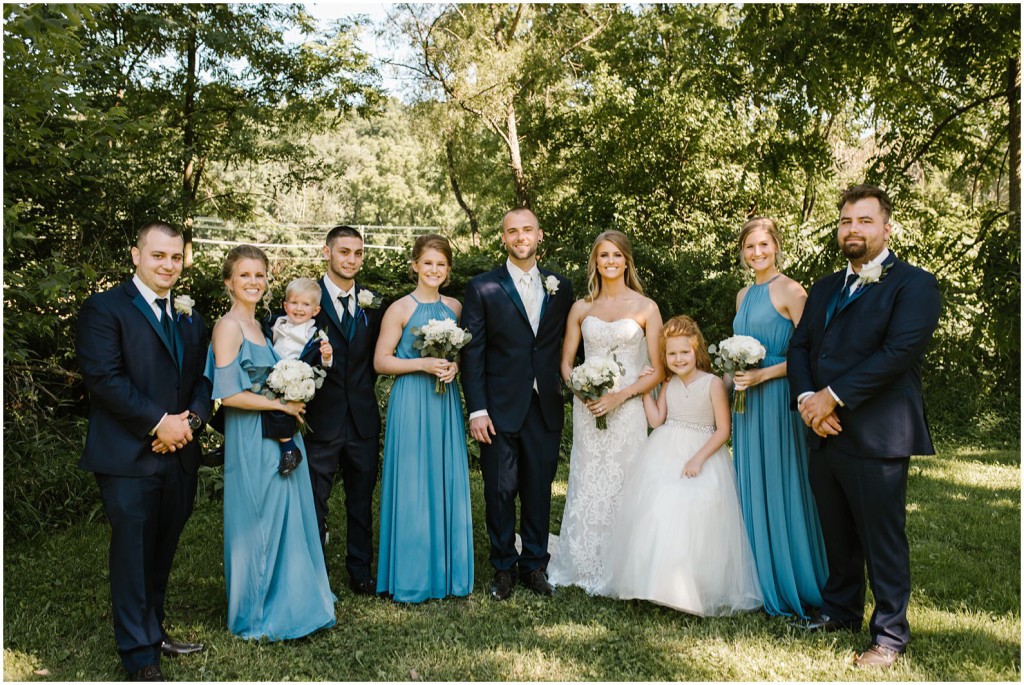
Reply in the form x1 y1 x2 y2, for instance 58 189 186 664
155 298 173 340
339 294 354 339
832 272 859 320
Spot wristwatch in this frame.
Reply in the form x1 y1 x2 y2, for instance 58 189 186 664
187 412 202 432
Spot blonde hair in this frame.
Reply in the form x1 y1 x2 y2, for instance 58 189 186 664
738 217 784 270
661 315 711 372
221 245 270 307
284 277 321 303
585 230 644 302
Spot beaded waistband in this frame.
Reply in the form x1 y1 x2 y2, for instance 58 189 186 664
664 419 716 434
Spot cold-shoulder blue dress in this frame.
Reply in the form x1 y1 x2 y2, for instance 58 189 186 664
376 296 474 602
732 279 828 618
205 336 335 639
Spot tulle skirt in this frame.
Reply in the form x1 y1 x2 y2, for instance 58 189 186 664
606 421 763 616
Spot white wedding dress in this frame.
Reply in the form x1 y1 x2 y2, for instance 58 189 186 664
548 316 649 595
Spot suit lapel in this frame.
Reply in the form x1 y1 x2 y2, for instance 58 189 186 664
171 315 185 369
128 285 178 369
833 253 898 322
319 277 347 348
498 266 533 331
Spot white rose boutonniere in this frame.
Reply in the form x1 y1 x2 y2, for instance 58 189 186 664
317 329 329 343
544 275 560 297
356 289 382 310
856 261 893 287
173 294 195 322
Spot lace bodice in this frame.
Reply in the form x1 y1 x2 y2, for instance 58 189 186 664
664 374 716 428
580 316 648 388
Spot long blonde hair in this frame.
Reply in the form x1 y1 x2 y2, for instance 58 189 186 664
585 230 644 302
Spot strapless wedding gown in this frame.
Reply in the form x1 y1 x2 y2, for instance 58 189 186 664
548 316 649 595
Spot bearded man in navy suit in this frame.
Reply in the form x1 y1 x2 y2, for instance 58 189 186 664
788 185 941 669
77 222 213 681
461 208 573 600
303 225 384 596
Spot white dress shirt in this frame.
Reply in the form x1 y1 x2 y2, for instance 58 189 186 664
271 317 332 367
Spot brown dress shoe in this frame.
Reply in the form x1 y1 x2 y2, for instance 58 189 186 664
854 643 901 668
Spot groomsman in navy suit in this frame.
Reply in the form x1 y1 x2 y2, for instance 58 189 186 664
461 208 573 600
76 222 213 681
304 225 383 595
788 185 941 669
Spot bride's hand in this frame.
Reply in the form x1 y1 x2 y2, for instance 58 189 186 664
587 391 623 417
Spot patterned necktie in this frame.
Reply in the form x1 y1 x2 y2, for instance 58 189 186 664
339 294 354 339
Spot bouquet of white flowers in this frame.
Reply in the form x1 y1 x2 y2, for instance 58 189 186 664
411 317 473 393
256 359 327 432
568 354 624 430
708 335 766 413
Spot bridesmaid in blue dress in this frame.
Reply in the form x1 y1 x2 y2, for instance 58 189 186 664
730 218 828 618
373 234 474 602
206 245 335 639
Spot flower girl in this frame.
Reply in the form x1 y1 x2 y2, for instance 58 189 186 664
605 315 762 616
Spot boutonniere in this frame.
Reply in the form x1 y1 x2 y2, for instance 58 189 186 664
856 261 893 287
173 294 195 322
316 329 329 343
544 275 560 297
356 289 382 310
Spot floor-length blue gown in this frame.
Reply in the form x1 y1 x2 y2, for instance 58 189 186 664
376 296 474 603
206 337 336 639
732 279 828 618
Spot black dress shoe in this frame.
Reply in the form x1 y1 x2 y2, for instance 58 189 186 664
800 612 860 633
278 448 302 476
129 664 165 681
161 639 205 657
519 568 554 597
351 578 378 596
490 570 517 601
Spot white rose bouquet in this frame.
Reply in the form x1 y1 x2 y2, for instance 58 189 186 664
411 317 473 394
708 335 766 414
568 354 624 430
256 359 327 432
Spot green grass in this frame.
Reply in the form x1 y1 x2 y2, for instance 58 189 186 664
4 441 1020 681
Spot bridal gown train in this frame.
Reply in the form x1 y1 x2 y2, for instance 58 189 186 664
548 316 649 595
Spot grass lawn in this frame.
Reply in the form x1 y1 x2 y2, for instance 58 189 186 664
4 440 1020 681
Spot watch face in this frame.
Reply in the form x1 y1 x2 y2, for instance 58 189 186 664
188 414 202 431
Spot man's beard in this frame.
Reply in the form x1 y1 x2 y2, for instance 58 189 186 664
841 241 867 260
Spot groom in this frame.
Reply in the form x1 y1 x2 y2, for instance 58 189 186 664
76 222 212 681
788 185 941 668
304 224 383 595
461 207 573 600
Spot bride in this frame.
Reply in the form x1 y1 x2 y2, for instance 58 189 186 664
548 230 663 595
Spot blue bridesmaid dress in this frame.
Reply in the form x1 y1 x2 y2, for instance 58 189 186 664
205 338 336 639
732 279 828 618
376 296 474 602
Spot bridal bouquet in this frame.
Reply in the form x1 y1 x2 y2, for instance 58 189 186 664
568 354 624 430
708 335 766 414
411 318 473 394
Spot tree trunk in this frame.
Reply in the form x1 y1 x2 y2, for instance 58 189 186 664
181 21 198 266
506 102 530 208
1009 56 1020 233
445 138 480 245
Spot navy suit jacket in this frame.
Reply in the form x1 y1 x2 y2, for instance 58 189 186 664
788 255 941 459
461 265 573 434
303 277 383 442
77 280 213 477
